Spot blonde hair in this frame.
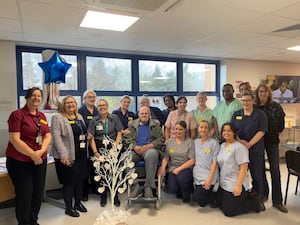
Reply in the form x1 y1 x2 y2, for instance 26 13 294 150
59 96 82 119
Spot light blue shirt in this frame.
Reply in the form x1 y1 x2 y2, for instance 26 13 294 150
217 140 249 192
193 138 220 185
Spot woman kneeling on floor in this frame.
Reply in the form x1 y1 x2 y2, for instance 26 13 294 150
158 120 195 203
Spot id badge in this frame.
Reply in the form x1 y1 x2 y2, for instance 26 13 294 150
79 134 86 141
36 135 42 145
96 124 103 130
80 142 86 148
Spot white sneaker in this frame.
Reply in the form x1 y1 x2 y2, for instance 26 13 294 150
129 184 143 199
144 187 153 199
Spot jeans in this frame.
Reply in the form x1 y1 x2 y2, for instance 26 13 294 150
263 144 283 205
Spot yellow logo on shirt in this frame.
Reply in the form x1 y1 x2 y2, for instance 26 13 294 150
169 149 175 154
87 116 93 120
40 119 48 125
69 120 75 124
226 149 232 153
203 148 211 153
236 116 242 120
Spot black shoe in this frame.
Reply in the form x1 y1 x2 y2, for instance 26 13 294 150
114 195 120 207
273 204 288 213
100 195 107 207
250 192 265 213
176 192 183 199
82 195 88 202
74 203 87 213
65 208 80 217
182 194 191 203
210 200 218 208
262 195 268 203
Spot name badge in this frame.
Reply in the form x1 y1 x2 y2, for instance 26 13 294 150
40 119 48 125
236 116 242 120
69 120 75 124
87 116 93 120
128 117 133 121
79 135 86 141
96 124 103 130
36 135 42 145
80 142 86 149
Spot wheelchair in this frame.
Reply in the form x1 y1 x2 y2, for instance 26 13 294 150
124 160 163 210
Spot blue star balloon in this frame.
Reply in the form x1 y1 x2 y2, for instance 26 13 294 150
38 51 72 84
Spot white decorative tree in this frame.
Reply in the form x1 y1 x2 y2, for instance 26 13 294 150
92 136 137 225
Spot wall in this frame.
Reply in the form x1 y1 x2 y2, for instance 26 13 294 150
0 41 17 156
223 59 300 157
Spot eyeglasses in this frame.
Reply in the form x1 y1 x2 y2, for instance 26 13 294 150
87 96 96 99
64 101 75 105
241 99 253 102
98 104 107 107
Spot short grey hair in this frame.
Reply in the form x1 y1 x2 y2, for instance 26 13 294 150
82 90 96 104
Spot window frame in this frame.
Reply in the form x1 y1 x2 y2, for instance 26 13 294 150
16 45 220 111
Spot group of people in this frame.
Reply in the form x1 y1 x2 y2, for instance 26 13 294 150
5 81 288 224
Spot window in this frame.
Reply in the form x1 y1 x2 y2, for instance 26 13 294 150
59 54 78 90
22 52 43 89
139 60 176 92
21 52 78 90
86 56 131 91
17 46 220 112
183 63 216 92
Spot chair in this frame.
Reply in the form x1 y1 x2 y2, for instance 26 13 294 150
284 150 300 205
124 160 163 210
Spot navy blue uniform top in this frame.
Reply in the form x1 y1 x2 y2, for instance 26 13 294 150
78 105 99 128
231 108 268 154
112 107 137 129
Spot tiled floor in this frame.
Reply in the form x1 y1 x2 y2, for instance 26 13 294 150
0 164 299 225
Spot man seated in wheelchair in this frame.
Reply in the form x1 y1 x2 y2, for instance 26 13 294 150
123 106 164 199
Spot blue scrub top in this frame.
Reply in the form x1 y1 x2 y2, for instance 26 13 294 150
231 108 268 154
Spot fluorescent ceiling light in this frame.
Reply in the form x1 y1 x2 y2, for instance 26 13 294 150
287 45 300 51
80 10 139 32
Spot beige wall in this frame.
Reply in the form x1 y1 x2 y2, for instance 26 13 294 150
0 41 17 155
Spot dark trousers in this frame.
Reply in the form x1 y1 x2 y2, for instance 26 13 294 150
217 187 252 217
249 151 265 198
6 157 46 225
263 144 283 205
63 182 83 210
193 185 216 207
167 168 193 199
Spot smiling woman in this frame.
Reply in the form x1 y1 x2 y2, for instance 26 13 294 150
6 87 52 225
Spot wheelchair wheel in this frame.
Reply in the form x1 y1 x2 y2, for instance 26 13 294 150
124 199 131 210
155 199 162 210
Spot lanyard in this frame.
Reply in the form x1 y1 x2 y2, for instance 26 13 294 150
177 111 187 122
104 118 109 135
75 119 85 135
30 115 41 136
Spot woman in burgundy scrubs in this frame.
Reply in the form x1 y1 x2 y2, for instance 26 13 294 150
6 87 52 225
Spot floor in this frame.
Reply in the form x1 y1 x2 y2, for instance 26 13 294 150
0 164 299 225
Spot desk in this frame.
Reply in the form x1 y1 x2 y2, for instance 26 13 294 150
0 172 15 203
0 156 64 208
